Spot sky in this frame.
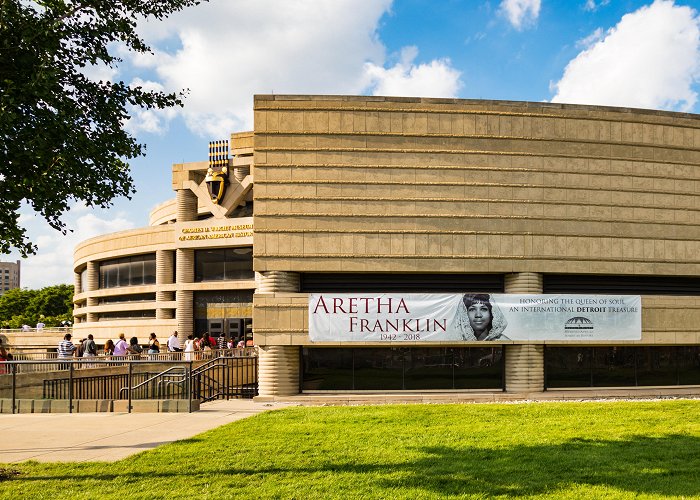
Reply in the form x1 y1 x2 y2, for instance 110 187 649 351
7 0 700 288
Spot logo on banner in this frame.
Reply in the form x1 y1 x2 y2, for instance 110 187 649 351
564 317 594 330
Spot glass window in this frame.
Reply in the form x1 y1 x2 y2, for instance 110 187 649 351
98 310 156 320
453 347 504 389
353 349 404 390
99 254 156 289
301 347 504 391
545 347 593 388
678 347 700 385
195 247 253 281
302 348 353 391
545 346 700 388
636 346 678 386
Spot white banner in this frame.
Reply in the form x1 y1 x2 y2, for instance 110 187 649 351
308 293 641 342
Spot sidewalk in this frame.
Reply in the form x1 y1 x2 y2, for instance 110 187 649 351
0 399 292 463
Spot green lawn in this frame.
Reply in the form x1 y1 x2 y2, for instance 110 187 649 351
3 400 700 499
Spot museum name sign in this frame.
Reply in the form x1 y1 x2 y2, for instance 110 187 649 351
309 293 641 342
175 217 253 248
179 223 253 241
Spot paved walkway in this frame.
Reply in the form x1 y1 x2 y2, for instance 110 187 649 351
0 400 292 463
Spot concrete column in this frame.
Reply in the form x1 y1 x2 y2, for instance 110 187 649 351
504 272 544 393
233 165 250 182
256 271 300 293
156 250 175 320
74 272 82 294
256 271 300 397
257 345 301 397
176 249 195 338
176 188 198 222
176 290 194 340
86 262 99 292
505 345 545 392
504 272 543 294
86 261 99 323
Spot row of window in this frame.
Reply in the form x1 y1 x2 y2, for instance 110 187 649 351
85 248 254 290
302 347 504 391
301 346 700 391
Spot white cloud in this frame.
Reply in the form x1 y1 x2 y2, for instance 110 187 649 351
7 206 135 289
133 0 391 137
499 0 541 30
584 0 610 12
576 27 604 49
552 0 700 111
364 46 462 98
127 0 463 137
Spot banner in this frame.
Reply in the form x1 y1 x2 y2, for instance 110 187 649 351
308 293 641 342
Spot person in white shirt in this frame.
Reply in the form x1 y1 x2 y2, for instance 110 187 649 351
167 331 182 352
113 333 128 356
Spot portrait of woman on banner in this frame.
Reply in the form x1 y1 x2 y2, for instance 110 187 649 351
455 293 509 341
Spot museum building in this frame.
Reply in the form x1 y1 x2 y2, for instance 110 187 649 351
73 95 700 397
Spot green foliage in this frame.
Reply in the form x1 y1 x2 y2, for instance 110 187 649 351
0 0 202 256
2 401 700 498
0 284 72 327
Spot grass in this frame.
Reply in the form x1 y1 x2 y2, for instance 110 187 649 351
3 400 700 499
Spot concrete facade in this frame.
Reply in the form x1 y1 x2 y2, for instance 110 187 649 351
74 95 700 397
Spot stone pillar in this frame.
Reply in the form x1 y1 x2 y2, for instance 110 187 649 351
505 345 544 393
176 249 194 338
257 346 301 398
176 188 198 222
86 261 99 323
256 271 300 293
504 272 543 294
233 165 250 182
256 271 301 397
504 272 544 393
176 291 194 339
156 250 175 320
74 272 82 294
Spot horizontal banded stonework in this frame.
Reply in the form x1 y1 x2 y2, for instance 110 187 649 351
253 95 700 276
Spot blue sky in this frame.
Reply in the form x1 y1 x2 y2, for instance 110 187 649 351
9 0 700 287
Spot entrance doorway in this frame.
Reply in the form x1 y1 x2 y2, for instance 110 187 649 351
194 291 253 345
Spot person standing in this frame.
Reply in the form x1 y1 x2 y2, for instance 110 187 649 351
103 339 115 356
113 333 128 357
184 334 195 361
58 334 76 367
0 339 10 374
167 331 181 352
126 337 143 357
82 334 97 358
147 333 160 355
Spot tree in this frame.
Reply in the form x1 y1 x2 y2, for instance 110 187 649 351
0 0 202 256
0 287 37 322
0 284 73 327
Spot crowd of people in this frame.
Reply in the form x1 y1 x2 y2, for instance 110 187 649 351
54 331 250 361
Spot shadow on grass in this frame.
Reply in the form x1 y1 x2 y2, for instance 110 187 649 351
376 434 700 497
8 434 700 497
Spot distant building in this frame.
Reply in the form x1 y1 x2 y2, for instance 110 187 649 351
0 260 20 295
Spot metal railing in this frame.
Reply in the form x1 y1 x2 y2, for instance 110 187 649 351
0 353 258 414
4 347 256 373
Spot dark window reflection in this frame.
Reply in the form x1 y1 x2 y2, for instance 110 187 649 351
354 349 404 390
99 254 156 289
546 346 700 388
302 347 504 391
195 247 253 281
